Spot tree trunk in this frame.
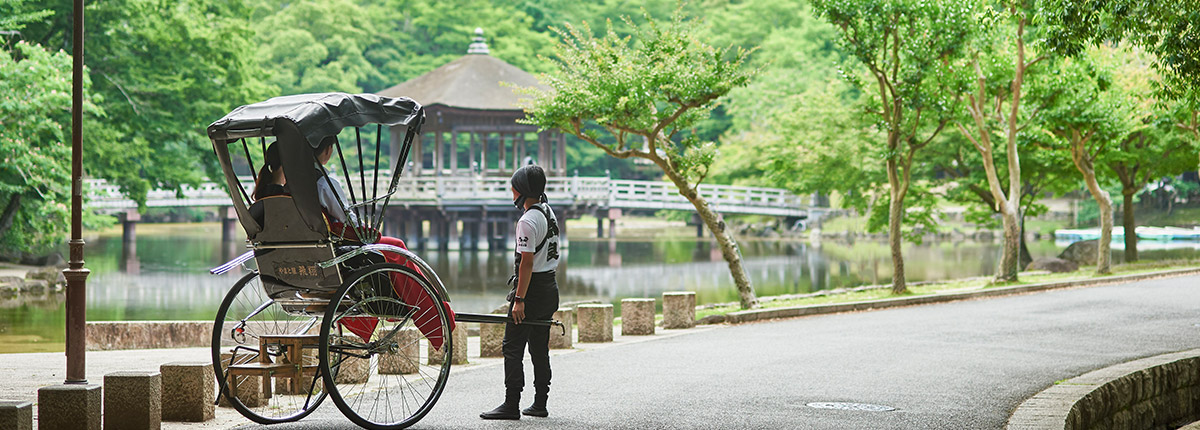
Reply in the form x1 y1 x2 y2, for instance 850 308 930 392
997 206 1021 281
0 193 20 237
1018 213 1033 270
1080 172 1113 274
886 159 907 294
1122 190 1138 262
660 167 759 309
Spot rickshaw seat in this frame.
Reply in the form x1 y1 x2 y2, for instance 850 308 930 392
252 196 342 298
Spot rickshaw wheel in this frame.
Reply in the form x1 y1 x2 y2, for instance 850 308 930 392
319 263 453 430
211 271 327 424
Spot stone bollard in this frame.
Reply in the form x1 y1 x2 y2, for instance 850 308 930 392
104 371 161 430
37 384 102 430
621 298 656 336
480 322 505 358
549 307 574 349
379 327 421 374
217 352 262 408
334 335 371 384
662 292 696 329
428 324 468 365
577 304 613 343
160 362 214 422
480 304 509 358
0 401 33 430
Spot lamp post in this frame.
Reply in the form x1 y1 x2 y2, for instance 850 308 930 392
63 0 90 384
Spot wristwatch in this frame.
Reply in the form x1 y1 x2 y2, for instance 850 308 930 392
513 295 524 302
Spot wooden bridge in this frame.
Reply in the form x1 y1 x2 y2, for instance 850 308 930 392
86 176 808 248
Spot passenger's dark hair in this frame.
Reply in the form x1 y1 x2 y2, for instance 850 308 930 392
253 141 282 201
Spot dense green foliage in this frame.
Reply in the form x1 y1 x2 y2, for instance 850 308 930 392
0 42 93 254
1 0 1197 260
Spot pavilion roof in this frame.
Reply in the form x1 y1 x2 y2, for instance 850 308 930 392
377 29 546 112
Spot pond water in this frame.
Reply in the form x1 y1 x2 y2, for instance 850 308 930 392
3 223 1199 353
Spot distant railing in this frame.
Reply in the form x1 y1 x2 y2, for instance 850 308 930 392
85 175 806 217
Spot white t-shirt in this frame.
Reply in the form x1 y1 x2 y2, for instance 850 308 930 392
515 204 559 273
316 170 357 225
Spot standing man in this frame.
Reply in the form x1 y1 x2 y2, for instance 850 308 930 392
481 165 560 420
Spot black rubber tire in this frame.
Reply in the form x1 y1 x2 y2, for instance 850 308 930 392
319 263 453 430
211 271 327 424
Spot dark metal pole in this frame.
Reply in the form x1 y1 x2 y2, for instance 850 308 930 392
64 0 90 384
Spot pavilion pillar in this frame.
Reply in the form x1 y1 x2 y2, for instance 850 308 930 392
434 132 444 176
557 134 567 177
538 132 549 170
412 133 423 177
479 133 488 175
498 133 507 174
450 132 458 175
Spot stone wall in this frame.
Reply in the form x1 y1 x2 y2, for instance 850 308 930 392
87 321 212 351
1008 348 1200 430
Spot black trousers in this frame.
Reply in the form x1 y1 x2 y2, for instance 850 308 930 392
503 271 559 401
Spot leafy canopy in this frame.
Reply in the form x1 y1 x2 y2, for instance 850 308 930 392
520 10 753 186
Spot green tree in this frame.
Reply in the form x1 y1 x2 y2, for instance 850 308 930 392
1097 47 1197 262
16 0 268 206
812 0 973 293
1035 45 1146 274
952 2 1050 281
0 41 99 253
521 13 760 309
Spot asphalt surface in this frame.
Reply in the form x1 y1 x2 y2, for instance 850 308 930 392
237 274 1200 429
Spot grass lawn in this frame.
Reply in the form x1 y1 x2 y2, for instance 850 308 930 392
691 258 1200 321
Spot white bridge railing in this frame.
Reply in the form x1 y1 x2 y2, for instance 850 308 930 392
86 176 806 217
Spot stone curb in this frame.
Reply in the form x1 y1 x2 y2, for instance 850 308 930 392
725 267 1200 324
1006 348 1200 430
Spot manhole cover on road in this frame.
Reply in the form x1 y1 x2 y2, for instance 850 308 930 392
806 402 896 412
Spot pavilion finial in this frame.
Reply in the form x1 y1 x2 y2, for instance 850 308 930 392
468 27 489 55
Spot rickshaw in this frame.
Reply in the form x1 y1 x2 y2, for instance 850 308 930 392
205 92 560 429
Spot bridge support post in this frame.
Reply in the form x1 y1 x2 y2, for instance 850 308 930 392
447 215 460 251
220 206 238 243
596 216 604 238
693 213 704 238
474 218 488 251
606 208 621 239
120 209 139 275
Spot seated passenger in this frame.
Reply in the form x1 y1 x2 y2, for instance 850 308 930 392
311 136 456 348
248 141 287 229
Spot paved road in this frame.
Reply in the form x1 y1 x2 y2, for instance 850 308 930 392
241 274 1200 429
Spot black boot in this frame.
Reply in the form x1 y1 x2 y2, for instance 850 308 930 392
481 403 520 420
522 393 548 417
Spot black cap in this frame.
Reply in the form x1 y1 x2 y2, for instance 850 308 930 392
264 141 282 171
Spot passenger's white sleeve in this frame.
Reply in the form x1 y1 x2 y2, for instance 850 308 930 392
316 175 356 224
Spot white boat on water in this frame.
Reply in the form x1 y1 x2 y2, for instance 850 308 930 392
1053 226 1200 241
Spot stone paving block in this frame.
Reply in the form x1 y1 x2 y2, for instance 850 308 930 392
0 400 32 430
334 335 371 384
38 384 102 430
620 298 655 336
428 325 468 365
549 307 573 349
662 292 696 329
104 371 161 430
160 362 213 422
577 304 613 343
379 327 421 374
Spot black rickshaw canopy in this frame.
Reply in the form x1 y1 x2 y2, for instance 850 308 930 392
207 92 423 146
208 92 424 240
